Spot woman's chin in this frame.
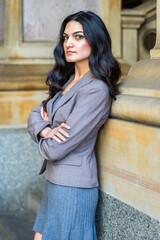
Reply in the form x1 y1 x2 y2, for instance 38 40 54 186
65 58 76 63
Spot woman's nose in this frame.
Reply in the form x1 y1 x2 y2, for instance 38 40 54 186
66 37 74 48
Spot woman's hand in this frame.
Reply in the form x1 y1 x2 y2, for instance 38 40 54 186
40 106 70 142
39 123 70 142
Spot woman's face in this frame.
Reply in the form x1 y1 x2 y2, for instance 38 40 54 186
63 21 91 63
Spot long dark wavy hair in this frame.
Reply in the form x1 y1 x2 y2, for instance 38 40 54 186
43 11 121 110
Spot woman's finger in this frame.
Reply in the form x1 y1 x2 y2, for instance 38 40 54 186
60 123 71 129
47 123 71 142
55 131 66 141
58 128 70 138
53 135 61 143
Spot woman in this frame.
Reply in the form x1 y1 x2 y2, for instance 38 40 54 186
28 11 121 240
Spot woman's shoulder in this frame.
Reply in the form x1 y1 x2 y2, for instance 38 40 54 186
86 76 110 97
76 71 110 100
77 79 110 106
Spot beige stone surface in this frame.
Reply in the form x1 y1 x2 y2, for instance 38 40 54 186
95 119 160 221
122 28 138 65
112 59 160 126
0 0 56 61
111 94 160 126
100 0 121 58
0 0 101 62
103 0 160 219
0 91 46 125
0 64 51 90
151 0 160 58
97 0 160 219
0 0 4 42
23 0 100 41
120 59 160 95
156 0 160 47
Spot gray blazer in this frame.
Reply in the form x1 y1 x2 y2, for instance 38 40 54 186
28 71 111 188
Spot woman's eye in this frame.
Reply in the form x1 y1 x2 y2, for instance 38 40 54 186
76 35 84 39
62 35 84 41
63 36 68 40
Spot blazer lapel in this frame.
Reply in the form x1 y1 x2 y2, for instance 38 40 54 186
47 74 74 121
50 70 94 120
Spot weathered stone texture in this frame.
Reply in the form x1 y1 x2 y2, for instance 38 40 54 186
0 127 45 211
23 0 100 41
96 190 160 240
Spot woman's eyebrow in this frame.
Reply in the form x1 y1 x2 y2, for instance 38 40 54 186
63 31 84 36
72 31 84 35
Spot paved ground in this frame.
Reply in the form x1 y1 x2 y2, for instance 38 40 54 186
0 235 4 240
0 211 35 240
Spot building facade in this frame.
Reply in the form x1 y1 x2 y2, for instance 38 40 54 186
0 0 160 239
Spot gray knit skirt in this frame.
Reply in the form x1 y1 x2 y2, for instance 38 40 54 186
33 180 98 240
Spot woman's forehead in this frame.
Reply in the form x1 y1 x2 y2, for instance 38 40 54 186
64 21 83 34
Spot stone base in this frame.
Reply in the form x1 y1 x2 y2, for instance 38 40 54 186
96 190 160 240
0 127 45 211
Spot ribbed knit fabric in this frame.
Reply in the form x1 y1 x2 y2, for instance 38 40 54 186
33 181 98 240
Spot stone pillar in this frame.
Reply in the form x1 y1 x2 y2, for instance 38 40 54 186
96 0 160 223
100 0 122 59
100 0 131 82
5 0 20 58
150 0 160 59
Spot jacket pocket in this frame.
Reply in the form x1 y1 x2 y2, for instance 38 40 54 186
53 152 82 166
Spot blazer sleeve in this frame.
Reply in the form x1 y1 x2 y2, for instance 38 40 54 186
38 87 111 162
27 103 51 143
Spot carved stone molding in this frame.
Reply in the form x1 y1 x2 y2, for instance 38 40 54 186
122 0 156 64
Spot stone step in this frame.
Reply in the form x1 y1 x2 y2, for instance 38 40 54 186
28 191 43 216
0 211 35 240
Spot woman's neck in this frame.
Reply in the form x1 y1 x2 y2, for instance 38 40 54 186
74 60 90 81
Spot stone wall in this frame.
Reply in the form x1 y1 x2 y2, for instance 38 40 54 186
0 1 160 239
96 191 160 240
23 0 100 41
0 127 45 211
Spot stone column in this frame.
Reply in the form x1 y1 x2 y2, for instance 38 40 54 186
100 0 130 82
5 0 20 58
100 0 122 59
96 0 160 222
150 0 160 58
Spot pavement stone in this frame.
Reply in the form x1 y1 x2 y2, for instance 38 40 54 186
0 211 35 240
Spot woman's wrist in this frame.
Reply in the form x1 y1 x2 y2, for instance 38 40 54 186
39 127 51 138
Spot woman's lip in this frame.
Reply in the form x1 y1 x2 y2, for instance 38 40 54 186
66 51 76 54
